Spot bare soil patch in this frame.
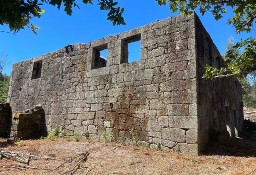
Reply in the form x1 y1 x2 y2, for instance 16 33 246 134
0 137 256 175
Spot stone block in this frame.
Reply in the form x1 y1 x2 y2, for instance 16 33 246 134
84 112 96 120
91 104 103 111
65 124 74 131
161 140 178 149
169 116 197 129
148 131 161 138
147 120 161 132
95 111 105 119
74 126 84 134
84 119 94 125
179 143 198 155
171 104 189 116
94 89 108 97
149 99 159 110
186 129 198 143
88 125 97 134
68 108 83 114
152 137 161 145
171 90 189 104
104 120 111 128
158 116 168 128
161 128 185 142
144 69 154 80
71 119 81 127
189 104 197 116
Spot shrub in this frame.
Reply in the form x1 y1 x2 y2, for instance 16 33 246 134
73 133 80 142
47 128 58 140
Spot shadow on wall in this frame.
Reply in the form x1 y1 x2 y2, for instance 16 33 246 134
12 105 48 139
204 119 256 157
0 103 12 138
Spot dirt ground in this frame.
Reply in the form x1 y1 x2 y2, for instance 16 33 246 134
1 137 256 175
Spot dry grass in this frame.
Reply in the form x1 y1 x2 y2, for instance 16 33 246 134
0 137 256 175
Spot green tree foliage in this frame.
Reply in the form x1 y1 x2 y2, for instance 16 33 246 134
157 0 256 33
0 1 255 77
0 53 9 103
156 0 256 78
241 78 256 108
223 37 256 108
0 74 10 103
0 0 125 33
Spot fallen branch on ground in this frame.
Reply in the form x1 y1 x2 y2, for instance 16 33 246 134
2 164 52 171
53 152 89 175
0 150 30 164
0 149 90 174
0 150 58 165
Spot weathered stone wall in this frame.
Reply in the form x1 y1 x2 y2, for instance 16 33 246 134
8 14 198 154
11 105 47 139
8 13 243 155
0 103 12 138
195 15 244 150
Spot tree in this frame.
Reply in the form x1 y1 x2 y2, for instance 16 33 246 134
0 74 10 103
0 0 255 77
0 0 125 33
223 37 256 108
0 52 9 103
156 0 256 78
203 37 256 79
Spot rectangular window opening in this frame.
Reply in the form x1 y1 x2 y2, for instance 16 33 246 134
32 61 42 79
92 44 108 69
121 34 141 63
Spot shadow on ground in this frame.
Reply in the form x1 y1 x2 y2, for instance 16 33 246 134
204 119 256 157
0 138 15 148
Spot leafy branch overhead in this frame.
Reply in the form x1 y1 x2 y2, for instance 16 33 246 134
156 0 256 78
0 0 255 78
203 37 256 79
157 0 256 33
0 0 125 33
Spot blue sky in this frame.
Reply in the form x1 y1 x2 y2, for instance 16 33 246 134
0 1 255 75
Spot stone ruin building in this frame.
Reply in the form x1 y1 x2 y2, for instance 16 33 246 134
6 13 244 155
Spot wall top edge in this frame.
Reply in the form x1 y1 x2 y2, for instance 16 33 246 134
13 13 196 66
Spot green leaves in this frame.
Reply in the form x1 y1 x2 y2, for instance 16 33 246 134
47 0 62 8
82 0 93 4
203 37 256 79
0 0 43 33
0 74 9 103
0 0 125 33
155 1 256 78
155 0 256 33
156 0 167 6
98 0 125 25
228 4 256 33
63 0 75 15
0 0 255 81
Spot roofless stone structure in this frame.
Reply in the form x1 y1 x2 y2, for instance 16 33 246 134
8 13 244 155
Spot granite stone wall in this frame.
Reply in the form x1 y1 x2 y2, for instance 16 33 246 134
195 15 244 150
11 105 47 139
8 13 243 155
